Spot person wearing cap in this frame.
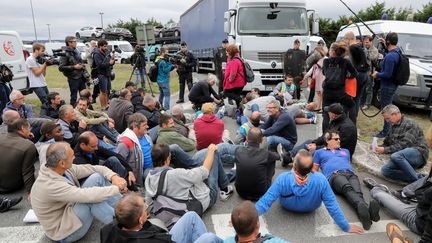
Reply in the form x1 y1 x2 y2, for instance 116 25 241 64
36 121 64 166
101 193 221 243
313 130 380 230
0 118 38 194
283 39 306 99
175 42 196 104
255 150 364 235
214 39 229 93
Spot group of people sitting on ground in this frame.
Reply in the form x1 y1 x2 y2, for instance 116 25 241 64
0 31 431 243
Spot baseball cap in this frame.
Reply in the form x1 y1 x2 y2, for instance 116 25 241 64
222 39 228 43
324 103 344 115
294 39 300 44
180 41 187 46
40 121 60 136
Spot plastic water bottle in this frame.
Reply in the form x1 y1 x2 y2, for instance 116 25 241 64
371 137 378 152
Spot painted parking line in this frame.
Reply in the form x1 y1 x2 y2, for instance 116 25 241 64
0 225 44 243
211 213 270 239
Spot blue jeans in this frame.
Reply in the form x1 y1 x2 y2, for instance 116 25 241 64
237 104 259 125
217 143 238 165
291 139 315 157
32 86 49 105
62 173 121 242
267 136 294 152
158 82 170 110
169 212 222 243
102 156 128 180
90 123 120 143
98 139 116 152
67 77 87 106
380 83 398 135
381 148 425 183
134 68 146 88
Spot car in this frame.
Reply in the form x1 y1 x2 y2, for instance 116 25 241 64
102 27 133 41
75 26 104 39
107 41 134 64
153 26 163 38
158 23 181 38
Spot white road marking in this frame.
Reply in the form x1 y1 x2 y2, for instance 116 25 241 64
211 213 269 239
0 225 45 243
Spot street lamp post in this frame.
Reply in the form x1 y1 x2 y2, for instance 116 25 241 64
47 24 51 42
99 12 104 28
29 0 38 41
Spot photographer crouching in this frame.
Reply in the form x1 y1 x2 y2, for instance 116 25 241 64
175 41 196 104
59 36 91 106
26 43 50 105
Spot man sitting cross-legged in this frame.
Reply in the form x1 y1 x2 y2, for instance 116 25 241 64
31 142 127 242
100 193 222 243
255 149 364 234
313 130 380 230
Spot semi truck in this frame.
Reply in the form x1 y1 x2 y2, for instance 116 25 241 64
180 0 320 92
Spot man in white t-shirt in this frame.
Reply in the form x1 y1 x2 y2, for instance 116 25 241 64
26 43 49 105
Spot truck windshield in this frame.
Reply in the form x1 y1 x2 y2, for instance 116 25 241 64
398 33 432 59
119 44 133 52
238 7 308 35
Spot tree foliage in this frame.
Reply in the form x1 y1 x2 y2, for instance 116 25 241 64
108 18 145 39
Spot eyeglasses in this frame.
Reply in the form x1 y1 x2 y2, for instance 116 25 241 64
331 137 340 141
68 40 77 43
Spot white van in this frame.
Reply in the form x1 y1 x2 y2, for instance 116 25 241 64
44 42 65 56
107 41 134 64
337 20 432 111
0 31 29 93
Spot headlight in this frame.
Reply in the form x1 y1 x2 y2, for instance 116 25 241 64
405 71 418 86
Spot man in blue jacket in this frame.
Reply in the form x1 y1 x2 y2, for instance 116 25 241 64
156 48 175 110
255 149 364 234
372 32 400 138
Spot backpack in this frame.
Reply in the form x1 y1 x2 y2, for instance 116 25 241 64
148 60 160 83
392 50 410 85
151 169 203 228
323 61 344 90
234 57 254 83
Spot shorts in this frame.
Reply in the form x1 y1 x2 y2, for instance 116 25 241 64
98 75 111 93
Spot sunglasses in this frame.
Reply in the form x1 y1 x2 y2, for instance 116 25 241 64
331 137 340 141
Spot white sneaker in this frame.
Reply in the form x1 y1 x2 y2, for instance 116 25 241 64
220 185 234 201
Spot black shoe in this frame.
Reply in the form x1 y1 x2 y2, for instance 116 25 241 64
363 177 378 190
176 99 185 104
391 190 411 204
357 203 372 230
369 199 381 222
0 196 22 213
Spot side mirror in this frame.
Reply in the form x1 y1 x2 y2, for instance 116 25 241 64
224 11 232 34
312 12 319 35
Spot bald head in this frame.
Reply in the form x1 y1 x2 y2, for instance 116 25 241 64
2 110 20 125
294 149 313 176
250 111 261 124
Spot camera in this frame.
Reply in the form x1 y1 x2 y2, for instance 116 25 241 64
36 55 59 66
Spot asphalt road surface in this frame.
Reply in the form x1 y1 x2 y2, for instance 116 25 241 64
0 73 421 243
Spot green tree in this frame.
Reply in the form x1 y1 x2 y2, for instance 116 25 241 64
108 18 146 40
166 18 176 25
146 17 163 28
414 2 432 22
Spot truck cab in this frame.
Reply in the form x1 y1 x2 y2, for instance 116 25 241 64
337 20 432 112
224 0 319 91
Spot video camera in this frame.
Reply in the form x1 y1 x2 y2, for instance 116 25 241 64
36 48 65 66
169 54 187 65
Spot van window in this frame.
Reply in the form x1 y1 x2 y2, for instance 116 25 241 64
119 44 133 52
398 33 432 59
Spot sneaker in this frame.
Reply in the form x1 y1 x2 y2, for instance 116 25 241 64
311 116 317 124
357 203 372 230
0 196 22 213
218 105 226 115
363 177 378 190
391 190 411 204
369 199 381 222
220 185 234 201
176 99 185 104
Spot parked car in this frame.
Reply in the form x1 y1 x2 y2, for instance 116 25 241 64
159 23 181 38
107 41 134 64
75 26 104 39
102 27 133 41
153 26 164 38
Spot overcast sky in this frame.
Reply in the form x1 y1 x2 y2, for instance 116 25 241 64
1 0 429 40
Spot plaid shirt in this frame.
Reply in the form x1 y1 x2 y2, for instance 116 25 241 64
383 116 429 163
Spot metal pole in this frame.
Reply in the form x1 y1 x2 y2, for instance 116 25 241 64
47 24 51 42
29 0 38 41
143 25 151 64
99 12 104 28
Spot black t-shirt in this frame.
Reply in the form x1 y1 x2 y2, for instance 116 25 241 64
234 145 279 201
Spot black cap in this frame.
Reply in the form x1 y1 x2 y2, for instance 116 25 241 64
222 39 228 43
318 39 324 45
180 41 187 46
294 39 300 44
324 103 344 115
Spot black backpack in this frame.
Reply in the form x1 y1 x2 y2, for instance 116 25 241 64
392 50 410 85
323 61 344 90
148 60 160 83
233 57 254 83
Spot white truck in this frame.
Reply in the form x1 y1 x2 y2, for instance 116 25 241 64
180 0 320 92
337 20 432 116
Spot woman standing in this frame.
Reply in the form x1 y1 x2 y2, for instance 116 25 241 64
223 44 246 108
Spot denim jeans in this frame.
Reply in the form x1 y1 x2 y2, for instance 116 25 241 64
67 78 87 106
32 86 49 105
380 83 398 135
90 123 120 143
291 139 315 157
98 139 116 152
217 143 238 165
381 148 425 183
370 187 419 234
134 68 146 89
267 136 294 152
169 212 223 243
158 82 170 110
62 173 121 242
102 156 128 180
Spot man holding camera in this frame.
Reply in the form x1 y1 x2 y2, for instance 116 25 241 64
176 42 196 104
26 43 50 105
130 45 147 90
93 40 116 110
59 36 90 106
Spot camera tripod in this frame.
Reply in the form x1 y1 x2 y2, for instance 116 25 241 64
128 54 155 97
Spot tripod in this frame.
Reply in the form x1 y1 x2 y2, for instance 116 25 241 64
128 53 155 97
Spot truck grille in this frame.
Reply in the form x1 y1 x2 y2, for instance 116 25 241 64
424 75 432 88
257 52 284 62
